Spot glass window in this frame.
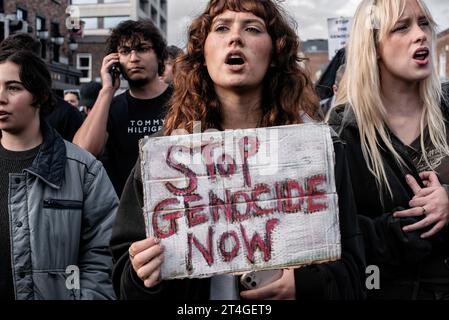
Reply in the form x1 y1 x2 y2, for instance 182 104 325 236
160 0 167 12
77 53 92 83
71 0 97 4
81 17 98 30
16 8 27 21
36 17 45 31
104 16 129 29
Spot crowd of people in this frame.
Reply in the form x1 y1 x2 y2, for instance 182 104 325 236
0 0 448 300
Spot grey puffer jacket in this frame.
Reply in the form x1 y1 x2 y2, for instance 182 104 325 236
9 122 117 300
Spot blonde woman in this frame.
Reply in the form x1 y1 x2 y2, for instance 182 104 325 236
329 0 449 299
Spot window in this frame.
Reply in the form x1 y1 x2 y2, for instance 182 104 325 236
81 17 98 30
139 0 149 13
104 16 128 29
104 0 127 3
16 8 27 21
160 0 167 12
151 6 158 22
77 53 92 82
36 17 46 59
160 16 166 34
51 22 61 62
71 0 97 4
36 16 45 32
0 21 4 42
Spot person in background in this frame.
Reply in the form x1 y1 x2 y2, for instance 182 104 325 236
329 0 449 299
73 20 172 197
321 64 345 118
315 47 346 102
0 33 84 142
79 81 102 117
110 0 365 301
64 90 80 109
0 50 117 300
160 45 183 85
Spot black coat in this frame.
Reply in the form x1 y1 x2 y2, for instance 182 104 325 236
45 97 84 142
328 101 449 299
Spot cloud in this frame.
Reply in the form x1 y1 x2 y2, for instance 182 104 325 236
168 0 449 45
167 0 208 47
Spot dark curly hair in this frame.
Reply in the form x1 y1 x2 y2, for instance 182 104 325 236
164 0 321 135
106 19 168 76
0 50 53 117
0 33 41 55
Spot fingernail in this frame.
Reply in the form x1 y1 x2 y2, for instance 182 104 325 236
406 175 412 181
154 237 160 244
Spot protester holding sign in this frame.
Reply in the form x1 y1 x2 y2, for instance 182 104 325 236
329 0 449 299
110 0 365 300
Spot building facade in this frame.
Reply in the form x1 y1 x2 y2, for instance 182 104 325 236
300 39 330 83
72 0 167 84
437 28 449 82
0 0 82 96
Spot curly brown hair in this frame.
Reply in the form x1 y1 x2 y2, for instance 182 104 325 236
106 19 168 76
164 0 321 135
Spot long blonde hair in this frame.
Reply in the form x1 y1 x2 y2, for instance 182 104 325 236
336 0 449 198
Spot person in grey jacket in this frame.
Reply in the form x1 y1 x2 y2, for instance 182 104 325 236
0 50 117 300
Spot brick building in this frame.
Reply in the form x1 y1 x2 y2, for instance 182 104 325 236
437 28 449 81
72 0 167 86
0 0 82 96
300 39 330 83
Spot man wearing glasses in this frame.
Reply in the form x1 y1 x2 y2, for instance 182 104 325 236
73 20 172 197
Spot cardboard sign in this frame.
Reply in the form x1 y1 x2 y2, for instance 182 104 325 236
327 17 352 60
140 124 341 280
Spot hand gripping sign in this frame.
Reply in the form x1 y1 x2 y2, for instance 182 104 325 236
140 124 341 280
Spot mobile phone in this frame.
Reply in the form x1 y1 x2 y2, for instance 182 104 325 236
109 63 120 86
240 270 283 290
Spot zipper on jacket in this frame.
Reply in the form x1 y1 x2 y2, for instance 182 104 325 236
43 199 83 210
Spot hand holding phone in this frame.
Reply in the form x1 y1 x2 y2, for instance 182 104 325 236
240 270 283 290
109 63 120 87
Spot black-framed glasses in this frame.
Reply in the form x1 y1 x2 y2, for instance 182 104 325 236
118 44 154 56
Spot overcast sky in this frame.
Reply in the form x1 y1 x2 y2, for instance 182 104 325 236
167 0 449 48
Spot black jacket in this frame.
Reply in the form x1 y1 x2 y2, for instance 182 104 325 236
328 103 449 299
45 97 84 142
110 132 366 300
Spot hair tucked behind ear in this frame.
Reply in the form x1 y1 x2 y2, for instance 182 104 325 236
0 50 54 117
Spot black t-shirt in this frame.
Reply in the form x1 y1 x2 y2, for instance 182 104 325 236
407 125 449 185
0 143 41 300
104 86 173 196
45 97 84 142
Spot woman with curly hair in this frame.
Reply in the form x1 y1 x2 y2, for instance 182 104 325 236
110 0 365 300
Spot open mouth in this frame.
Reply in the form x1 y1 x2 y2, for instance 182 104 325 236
226 54 245 66
413 49 429 61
